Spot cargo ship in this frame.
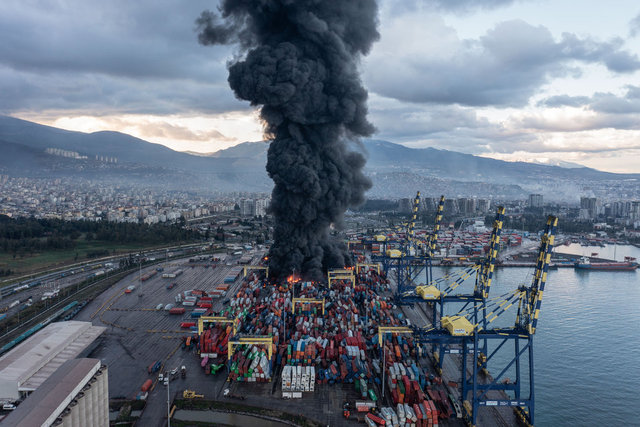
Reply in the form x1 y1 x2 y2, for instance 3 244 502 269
574 256 638 271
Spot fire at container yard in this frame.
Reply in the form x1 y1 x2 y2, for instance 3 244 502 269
187 263 453 426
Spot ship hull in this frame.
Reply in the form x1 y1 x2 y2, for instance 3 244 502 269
574 263 638 271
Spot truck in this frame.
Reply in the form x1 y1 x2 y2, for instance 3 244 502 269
148 360 161 374
181 366 186 379
183 390 203 399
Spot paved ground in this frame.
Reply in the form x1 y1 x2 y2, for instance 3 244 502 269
76 253 254 425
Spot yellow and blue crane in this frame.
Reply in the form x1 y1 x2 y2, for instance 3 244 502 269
410 214 557 427
373 192 445 301
403 206 504 335
436 206 505 370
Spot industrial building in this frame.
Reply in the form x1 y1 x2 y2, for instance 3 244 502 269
0 321 105 401
1 358 108 426
528 193 543 208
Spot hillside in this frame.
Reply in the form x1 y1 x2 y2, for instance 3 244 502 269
1 115 638 199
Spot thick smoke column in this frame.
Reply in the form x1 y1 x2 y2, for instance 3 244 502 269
197 1 379 280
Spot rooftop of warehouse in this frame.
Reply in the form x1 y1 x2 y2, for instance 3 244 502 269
0 321 106 392
1 358 103 427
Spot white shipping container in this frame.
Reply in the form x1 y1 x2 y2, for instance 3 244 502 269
303 367 310 392
405 403 417 422
310 366 315 392
281 366 291 392
397 403 405 424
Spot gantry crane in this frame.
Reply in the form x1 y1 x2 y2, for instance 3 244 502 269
402 206 504 337
291 297 325 315
227 336 274 361
463 214 558 427
374 193 445 300
435 206 505 370
410 215 557 427
327 268 355 288
243 265 269 278
197 316 239 335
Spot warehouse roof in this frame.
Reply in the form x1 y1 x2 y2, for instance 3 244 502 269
1 358 103 427
0 321 105 399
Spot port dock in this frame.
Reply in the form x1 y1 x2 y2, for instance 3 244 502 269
68 236 551 426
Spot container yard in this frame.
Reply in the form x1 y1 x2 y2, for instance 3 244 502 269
66 213 559 427
210 261 486 426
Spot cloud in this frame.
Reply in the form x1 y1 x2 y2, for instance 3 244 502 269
135 121 235 143
367 94 535 154
428 0 516 12
516 112 640 133
538 86 640 115
630 12 640 37
0 0 243 115
366 18 640 107
558 33 640 72
383 0 517 15
537 95 591 108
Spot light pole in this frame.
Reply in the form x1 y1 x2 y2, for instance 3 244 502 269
166 374 171 427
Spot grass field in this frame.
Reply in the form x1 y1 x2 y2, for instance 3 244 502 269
0 240 163 280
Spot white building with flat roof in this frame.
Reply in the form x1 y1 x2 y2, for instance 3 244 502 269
1 358 108 427
0 321 105 401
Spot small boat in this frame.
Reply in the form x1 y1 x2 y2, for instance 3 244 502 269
574 256 638 271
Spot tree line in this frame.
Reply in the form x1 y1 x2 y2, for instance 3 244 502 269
0 215 201 257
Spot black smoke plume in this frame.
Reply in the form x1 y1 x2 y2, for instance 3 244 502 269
197 1 379 280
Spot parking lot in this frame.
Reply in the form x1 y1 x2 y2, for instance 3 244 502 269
75 254 258 423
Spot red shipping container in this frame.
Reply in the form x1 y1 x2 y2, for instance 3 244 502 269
366 413 386 425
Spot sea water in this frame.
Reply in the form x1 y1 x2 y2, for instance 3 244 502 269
426 244 640 426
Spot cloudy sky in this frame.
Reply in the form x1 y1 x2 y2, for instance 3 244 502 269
2 0 640 172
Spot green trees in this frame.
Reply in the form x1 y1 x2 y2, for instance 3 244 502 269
0 214 200 255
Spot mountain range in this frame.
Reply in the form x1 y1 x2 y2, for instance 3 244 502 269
0 115 637 200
